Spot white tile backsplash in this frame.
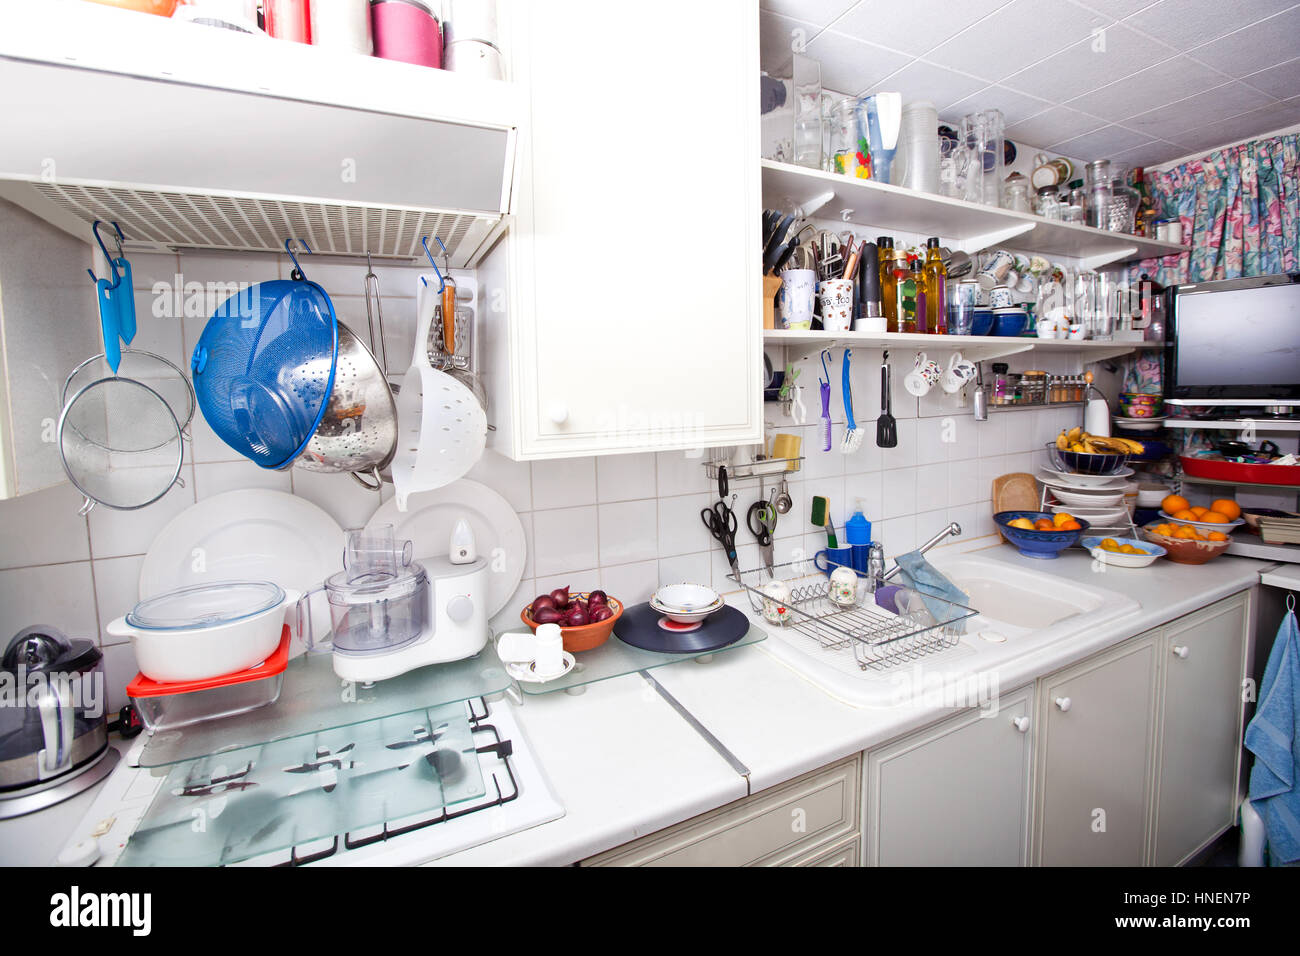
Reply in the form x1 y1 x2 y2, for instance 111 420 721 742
597 499 658 566
532 506 599 577
531 457 596 510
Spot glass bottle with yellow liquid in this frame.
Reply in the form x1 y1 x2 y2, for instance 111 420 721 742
923 237 947 334
899 260 925 333
878 236 899 332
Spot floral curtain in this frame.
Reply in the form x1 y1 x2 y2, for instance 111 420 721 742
1126 132 1300 285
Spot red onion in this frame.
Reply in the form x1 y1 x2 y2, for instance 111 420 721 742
531 594 557 613
549 587 571 609
531 606 563 624
589 605 614 623
566 607 590 627
587 590 608 606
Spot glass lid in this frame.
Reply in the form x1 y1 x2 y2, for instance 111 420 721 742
127 581 285 631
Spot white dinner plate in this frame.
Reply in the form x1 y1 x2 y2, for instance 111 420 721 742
1038 464 1133 488
1046 486 1126 508
140 490 347 648
366 478 525 618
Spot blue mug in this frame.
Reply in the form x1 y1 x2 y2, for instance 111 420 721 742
850 543 872 577
813 547 852 577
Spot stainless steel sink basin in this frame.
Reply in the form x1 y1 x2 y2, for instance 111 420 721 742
754 551 1140 708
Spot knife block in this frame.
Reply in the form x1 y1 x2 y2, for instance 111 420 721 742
762 274 782 330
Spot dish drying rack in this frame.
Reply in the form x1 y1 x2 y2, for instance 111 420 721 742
730 560 977 671
1037 486 1140 540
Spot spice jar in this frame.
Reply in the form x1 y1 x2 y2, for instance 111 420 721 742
991 363 1009 405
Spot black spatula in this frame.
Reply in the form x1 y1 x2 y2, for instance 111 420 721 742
876 350 897 448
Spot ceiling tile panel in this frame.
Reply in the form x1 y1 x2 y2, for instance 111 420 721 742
1002 24 1174 102
1108 138 1190 166
829 0 1010 57
1121 0 1298 52
1240 57 1300 100
759 11 823 77
803 30 915 94
759 0 863 29
1185 7 1300 78
1070 0 1162 17
1122 82 1277 139
863 60 990 105
925 0 1107 83
1050 123 1158 157
1065 55 1229 120
945 84 1056 125
1005 105 1109 145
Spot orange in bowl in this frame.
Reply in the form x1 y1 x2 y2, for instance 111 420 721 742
1210 499 1242 520
1200 511 1230 524
1162 494 1190 514
1172 509 1200 521
1190 506 1210 518
1207 531 1228 541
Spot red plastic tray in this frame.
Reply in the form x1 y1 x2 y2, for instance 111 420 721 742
125 625 291 698
1180 455 1300 487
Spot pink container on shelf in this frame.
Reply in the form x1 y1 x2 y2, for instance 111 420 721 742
370 0 443 68
264 0 312 43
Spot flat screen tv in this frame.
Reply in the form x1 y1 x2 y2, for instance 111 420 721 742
1167 273 1300 407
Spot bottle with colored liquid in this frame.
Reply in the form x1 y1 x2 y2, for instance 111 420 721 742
923 237 947 335
899 259 924 333
878 236 899 333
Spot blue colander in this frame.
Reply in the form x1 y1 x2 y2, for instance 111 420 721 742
191 279 339 470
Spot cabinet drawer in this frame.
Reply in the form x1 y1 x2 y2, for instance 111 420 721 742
789 835 861 867
583 756 860 867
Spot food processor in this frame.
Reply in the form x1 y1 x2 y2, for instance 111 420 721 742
320 527 488 682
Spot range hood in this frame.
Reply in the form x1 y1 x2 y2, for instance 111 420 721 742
0 1 520 267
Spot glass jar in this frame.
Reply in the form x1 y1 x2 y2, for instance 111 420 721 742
830 97 863 177
1106 177 1140 233
991 362 1010 405
791 53 823 171
1003 174 1032 213
1035 185 1061 219
1021 370 1047 405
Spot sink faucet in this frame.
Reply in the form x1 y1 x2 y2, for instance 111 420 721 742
881 522 961 582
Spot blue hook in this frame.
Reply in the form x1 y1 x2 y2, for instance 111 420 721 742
87 220 126 285
285 238 312 280
820 348 833 385
419 236 446 292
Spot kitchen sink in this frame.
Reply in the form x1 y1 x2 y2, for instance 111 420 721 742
753 551 1141 709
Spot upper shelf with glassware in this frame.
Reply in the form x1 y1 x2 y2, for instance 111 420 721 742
761 160 1187 270
0 1 521 267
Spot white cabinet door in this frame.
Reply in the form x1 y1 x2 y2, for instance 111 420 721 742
1036 636 1158 866
865 688 1035 866
1152 592 1249 866
501 0 763 459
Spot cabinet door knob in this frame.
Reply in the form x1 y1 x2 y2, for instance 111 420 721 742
1012 716 1031 733
1172 645 1189 659
1055 696 1072 712
548 404 569 425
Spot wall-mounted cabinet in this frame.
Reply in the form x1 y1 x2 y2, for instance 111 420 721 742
0 0 522 266
483 0 763 460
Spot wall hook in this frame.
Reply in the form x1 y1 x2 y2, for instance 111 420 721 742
87 220 126 285
284 238 312 280
420 236 446 291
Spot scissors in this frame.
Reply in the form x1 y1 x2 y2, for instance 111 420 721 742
747 498 777 576
700 497 739 578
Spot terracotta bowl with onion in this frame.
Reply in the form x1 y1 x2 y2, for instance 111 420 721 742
520 587 623 652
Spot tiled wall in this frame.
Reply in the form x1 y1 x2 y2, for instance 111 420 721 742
0 236 1087 714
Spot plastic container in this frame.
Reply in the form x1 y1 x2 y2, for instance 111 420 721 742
370 0 443 68
895 101 941 193
127 627 290 731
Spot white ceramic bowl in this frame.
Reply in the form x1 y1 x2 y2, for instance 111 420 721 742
106 581 296 682
1047 486 1126 508
1136 482 1169 508
1082 536 1166 568
652 583 721 612
1051 503 1131 526
650 596 723 624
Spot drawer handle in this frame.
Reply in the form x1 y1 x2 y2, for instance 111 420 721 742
1055 696 1072 712
1012 716 1031 733
1172 645 1189 659
548 404 569 425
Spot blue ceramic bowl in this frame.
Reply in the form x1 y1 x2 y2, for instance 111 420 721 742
971 309 994 336
1047 443 1129 476
991 308 1029 337
995 511 1091 559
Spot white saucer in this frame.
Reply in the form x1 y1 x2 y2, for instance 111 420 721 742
506 652 576 684
1038 464 1133 488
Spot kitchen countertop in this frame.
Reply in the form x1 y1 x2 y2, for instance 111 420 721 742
437 545 1275 866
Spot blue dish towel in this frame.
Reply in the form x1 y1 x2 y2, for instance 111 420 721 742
893 551 971 635
1245 606 1300 865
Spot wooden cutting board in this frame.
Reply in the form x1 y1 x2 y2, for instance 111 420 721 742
992 472 1041 541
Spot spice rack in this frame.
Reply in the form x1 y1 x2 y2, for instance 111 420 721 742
989 368 1090 408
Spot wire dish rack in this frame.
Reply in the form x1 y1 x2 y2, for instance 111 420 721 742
731 560 977 671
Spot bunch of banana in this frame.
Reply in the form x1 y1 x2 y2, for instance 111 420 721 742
1054 428 1144 455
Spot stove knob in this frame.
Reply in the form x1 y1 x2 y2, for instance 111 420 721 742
56 838 101 868
447 595 475 623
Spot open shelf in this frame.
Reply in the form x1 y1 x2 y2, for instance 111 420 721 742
0 1 521 266
1178 475 1300 493
1164 418 1300 433
763 329 1138 363
761 160 1187 268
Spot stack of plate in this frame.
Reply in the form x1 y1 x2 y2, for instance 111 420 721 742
1259 515 1300 545
1038 463 1135 530
650 584 723 624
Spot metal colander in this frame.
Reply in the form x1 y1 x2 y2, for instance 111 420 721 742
58 377 185 512
62 350 194 452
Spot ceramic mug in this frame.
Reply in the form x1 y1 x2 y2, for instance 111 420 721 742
818 278 855 332
778 269 816 330
813 546 852 577
989 285 1015 309
1036 319 1063 340
904 351 942 397
976 249 1015 291
1067 324 1086 340
761 580 792 626
941 352 977 393
829 566 858 606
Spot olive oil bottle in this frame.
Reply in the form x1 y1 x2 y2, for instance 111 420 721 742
878 236 899 333
923 237 947 334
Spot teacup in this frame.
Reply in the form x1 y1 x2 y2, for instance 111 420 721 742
989 285 1015 309
941 351 977 393
829 566 858 606
761 580 792 625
